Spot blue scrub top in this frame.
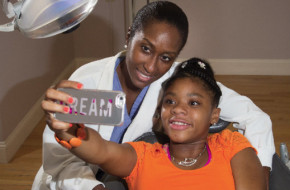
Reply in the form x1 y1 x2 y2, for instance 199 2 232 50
110 57 149 143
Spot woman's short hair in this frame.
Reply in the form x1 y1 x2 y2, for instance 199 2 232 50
130 1 188 52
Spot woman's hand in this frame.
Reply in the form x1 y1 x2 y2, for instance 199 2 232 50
41 80 83 132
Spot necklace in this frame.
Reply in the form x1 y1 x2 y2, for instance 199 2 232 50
171 144 207 167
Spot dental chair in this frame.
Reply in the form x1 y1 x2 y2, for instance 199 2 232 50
269 143 290 190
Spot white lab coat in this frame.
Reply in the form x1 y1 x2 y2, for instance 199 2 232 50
32 51 275 190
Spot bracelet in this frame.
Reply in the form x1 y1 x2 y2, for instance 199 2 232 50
55 124 86 149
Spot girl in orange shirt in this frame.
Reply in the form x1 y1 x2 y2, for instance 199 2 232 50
51 57 266 190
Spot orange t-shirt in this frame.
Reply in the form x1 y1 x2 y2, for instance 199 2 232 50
124 129 255 190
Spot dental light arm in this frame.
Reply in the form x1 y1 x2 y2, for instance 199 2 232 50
0 0 98 38
1 0 16 18
0 0 18 32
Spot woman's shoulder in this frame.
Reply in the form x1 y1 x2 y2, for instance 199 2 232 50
70 56 116 80
70 51 126 80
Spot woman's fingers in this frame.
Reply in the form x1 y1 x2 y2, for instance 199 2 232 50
43 80 83 111
51 119 72 131
42 92 72 131
55 80 83 90
45 80 83 101
42 80 83 131
45 112 72 131
41 99 71 113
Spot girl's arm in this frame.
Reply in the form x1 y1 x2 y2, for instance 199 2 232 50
231 147 266 190
55 125 137 178
217 82 273 188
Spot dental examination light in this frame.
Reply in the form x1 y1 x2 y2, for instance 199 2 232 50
0 0 98 38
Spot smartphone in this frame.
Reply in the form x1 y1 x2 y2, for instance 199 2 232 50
54 88 126 126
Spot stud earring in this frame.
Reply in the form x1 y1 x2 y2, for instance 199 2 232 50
124 44 127 49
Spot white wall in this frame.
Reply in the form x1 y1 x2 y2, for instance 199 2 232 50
0 14 75 141
0 0 126 144
73 0 126 58
135 0 290 74
171 0 290 59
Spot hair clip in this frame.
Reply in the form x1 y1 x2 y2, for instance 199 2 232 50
181 61 188 68
198 61 206 69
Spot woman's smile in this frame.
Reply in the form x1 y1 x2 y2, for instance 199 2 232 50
136 69 154 83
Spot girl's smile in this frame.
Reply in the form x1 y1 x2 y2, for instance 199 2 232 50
169 118 191 130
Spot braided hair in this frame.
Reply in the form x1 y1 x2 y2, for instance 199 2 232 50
162 57 222 107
